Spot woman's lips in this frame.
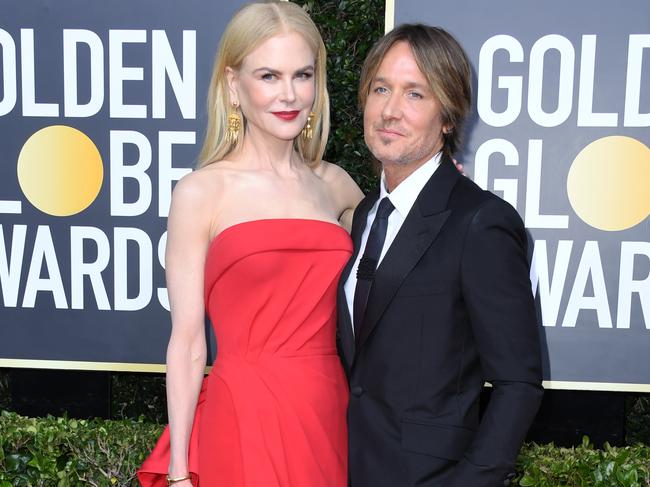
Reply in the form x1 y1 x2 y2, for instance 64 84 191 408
272 111 300 121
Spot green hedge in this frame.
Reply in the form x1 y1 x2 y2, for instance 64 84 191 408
1 411 649 487
517 437 650 487
298 0 384 193
0 411 160 487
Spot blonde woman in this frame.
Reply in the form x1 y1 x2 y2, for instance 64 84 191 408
138 2 363 486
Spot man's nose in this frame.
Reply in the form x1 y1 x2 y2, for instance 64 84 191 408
381 93 402 120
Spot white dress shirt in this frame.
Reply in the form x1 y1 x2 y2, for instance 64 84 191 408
344 151 443 331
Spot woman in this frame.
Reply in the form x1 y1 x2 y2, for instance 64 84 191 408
137 2 363 486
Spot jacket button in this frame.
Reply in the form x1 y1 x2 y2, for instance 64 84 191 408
350 385 364 397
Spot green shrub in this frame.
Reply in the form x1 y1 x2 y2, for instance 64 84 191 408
0 411 163 487
515 436 650 487
2 411 649 487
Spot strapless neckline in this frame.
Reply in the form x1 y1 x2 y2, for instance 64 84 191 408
208 218 348 254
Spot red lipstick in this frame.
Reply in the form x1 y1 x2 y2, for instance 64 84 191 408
272 110 300 121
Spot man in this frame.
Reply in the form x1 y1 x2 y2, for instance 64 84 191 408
338 24 543 486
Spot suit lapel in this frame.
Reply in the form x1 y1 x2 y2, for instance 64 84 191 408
357 156 460 348
337 191 378 367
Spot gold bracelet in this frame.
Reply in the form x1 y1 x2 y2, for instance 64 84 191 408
166 474 191 485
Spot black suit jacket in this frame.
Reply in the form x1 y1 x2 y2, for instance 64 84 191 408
338 155 543 487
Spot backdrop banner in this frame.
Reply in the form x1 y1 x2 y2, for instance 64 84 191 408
392 0 650 389
0 0 248 370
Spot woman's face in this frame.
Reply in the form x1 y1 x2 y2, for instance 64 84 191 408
227 32 316 143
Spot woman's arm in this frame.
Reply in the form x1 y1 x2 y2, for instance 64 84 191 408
164 173 213 484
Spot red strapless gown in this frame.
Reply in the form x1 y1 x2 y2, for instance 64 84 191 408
138 219 351 487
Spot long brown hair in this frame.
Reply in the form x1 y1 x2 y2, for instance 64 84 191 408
359 24 471 156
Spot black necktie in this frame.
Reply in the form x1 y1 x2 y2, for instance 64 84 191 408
353 197 395 342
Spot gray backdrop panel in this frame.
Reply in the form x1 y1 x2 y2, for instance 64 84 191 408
0 0 247 367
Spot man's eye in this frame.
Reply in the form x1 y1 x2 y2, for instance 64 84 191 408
374 86 388 94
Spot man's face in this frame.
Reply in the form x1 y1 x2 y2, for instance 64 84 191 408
363 41 450 171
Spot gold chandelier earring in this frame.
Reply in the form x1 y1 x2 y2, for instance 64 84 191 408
301 112 315 141
227 102 241 144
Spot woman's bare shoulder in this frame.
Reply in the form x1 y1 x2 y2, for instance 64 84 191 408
174 161 243 200
312 160 364 226
316 160 363 195
170 162 241 222
313 160 350 182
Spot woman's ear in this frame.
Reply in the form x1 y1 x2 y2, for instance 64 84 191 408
225 66 239 106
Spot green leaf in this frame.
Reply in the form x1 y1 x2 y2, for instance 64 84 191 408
5 453 29 472
518 475 536 486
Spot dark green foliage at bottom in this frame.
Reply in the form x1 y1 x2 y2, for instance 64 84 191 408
516 437 650 487
0 411 162 487
1 411 649 487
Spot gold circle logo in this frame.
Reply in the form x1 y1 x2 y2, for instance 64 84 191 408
567 136 650 231
17 125 103 217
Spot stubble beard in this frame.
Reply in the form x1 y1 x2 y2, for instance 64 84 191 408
369 135 437 168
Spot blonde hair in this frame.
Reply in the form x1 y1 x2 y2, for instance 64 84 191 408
198 1 330 168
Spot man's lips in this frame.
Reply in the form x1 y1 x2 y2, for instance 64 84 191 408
376 127 404 137
272 111 300 121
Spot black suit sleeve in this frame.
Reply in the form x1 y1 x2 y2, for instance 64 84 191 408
450 197 543 485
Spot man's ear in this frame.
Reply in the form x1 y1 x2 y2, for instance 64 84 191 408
225 66 239 105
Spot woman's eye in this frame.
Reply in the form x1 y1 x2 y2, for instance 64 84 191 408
261 73 275 81
297 71 313 80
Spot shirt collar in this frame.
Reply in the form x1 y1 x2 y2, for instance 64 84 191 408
379 151 443 218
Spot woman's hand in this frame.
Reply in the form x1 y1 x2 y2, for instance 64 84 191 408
453 158 466 175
